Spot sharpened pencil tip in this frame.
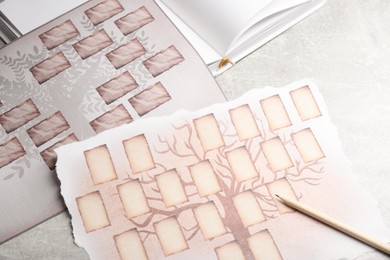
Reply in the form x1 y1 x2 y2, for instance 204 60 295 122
274 194 281 200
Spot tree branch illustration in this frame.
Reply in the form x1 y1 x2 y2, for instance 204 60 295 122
286 159 324 185
141 115 324 257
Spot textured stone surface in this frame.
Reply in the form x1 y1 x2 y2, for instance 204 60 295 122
0 0 389 259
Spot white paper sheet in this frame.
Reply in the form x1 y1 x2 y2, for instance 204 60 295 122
161 0 308 55
56 80 390 259
0 0 88 34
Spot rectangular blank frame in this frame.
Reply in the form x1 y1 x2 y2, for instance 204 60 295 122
90 104 133 134
260 137 293 172
123 134 155 174
76 191 110 233
97 71 138 105
193 202 226 240
260 95 291 130
193 114 225 152
117 180 150 218
143 45 184 77
84 145 117 185
215 241 245 260
155 169 188 207
115 6 154 35
27 111 70 147
189 160 221 197
114 229 148 260
229 105 260 141
0 99 40 133
247 230 282 260
154 217 188 256
29 52 71 84
292 128 324 163
290 85 322 121
106 38 146 69
233 191 265 228
39 20 79 50
226 146 258 182
267 178 297 214
73 29 113 59
0 137 26 168
85 0 124 25
128 82 171 116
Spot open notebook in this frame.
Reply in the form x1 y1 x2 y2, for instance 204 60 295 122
156 0 325 75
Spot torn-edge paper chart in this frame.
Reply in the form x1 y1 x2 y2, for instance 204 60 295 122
0 0 225 243
56 80 390 260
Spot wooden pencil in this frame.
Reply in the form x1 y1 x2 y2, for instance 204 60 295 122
275 194 390 255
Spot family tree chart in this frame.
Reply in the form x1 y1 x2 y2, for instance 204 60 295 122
56 82 387 260
0 0 224 243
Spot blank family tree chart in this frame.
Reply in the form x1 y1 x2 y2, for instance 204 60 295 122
57 81 390 260
0 0 224 242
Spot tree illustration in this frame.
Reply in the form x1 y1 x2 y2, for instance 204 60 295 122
125 112 325 259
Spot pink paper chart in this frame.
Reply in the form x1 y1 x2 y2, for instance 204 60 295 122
0 0 224 243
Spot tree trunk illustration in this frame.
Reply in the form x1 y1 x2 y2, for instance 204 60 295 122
128 116 324 258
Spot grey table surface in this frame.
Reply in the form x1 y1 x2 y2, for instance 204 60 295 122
1 0 390 259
